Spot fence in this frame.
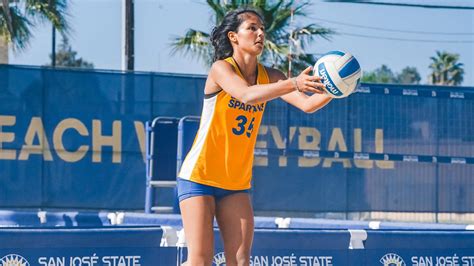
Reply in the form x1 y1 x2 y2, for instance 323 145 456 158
0 65 473 215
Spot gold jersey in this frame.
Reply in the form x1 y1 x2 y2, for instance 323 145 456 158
178 57 270 190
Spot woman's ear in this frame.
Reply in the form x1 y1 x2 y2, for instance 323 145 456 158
228 31 238 43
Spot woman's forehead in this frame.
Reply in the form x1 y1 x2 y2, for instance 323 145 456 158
239 12 264 26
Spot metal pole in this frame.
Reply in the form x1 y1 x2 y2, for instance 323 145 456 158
287 7 294 77
52 25 56 67
121 0 135 114
122 0 134 70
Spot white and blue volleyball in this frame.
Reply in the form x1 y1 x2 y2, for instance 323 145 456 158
314 50 362 98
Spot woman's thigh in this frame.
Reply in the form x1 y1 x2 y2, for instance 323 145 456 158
215 193 254 265
180 195 216 264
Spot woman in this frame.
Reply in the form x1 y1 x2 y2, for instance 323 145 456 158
177 8 332 266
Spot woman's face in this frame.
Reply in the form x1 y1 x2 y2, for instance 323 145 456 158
231 13 265 55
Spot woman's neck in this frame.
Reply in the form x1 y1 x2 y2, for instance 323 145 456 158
231 52 258 84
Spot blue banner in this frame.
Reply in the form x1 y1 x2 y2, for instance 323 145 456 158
0 65 473 213
0 226 176 266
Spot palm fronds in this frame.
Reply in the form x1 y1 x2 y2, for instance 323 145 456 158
170 0 334 74
170 29 213 66
428 51 464 86
0 0 70 51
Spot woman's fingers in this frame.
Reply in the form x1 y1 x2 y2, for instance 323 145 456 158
312 76 325 82
302 66 313 75
301 79 326 93
295 67 326 93
305 86 326 94
304 80 325 88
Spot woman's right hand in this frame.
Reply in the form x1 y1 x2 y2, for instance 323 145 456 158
293 66 326 94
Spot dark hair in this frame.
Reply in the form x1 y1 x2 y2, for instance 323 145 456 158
210 8 264 62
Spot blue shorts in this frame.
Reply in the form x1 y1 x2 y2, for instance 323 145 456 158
177 178 250 202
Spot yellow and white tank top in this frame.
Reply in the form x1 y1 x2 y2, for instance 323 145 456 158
178 57 270 190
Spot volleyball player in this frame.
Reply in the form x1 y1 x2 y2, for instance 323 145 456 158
177 8 332 266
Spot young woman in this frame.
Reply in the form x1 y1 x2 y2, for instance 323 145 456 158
177 8 332 266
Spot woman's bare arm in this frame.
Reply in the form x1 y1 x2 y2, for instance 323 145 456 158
207 60 324 104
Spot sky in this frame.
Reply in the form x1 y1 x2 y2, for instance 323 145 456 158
8 0 474 87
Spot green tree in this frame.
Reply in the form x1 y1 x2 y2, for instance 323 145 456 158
396 66 420 84
171 0 333 76
0 0 69 51
361 64 396 84
46 36 93 68
428 50 464 86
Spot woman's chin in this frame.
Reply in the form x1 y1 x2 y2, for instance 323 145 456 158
252 47 264 55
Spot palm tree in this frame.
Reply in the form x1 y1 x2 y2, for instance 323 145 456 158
428 51 464 86
171 0 333 76
0 0 70 62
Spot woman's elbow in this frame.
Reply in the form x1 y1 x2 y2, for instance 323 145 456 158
303 97 333 113
302 106 319 114
245 99 260 105
300 102 319 113
240 93 259 105
301 101 331 113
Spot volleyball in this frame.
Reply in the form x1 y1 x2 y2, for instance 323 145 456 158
314 50 362 98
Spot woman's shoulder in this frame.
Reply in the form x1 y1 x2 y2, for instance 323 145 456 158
263 66 287 83
209 59 235 73
206 59 239 90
